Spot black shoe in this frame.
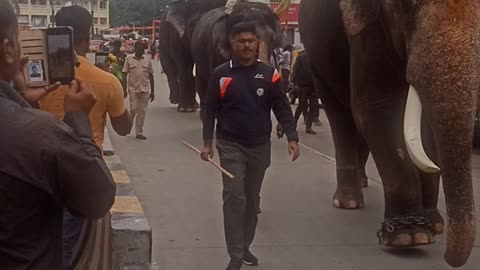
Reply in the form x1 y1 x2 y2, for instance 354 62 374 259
306 128 317 135
136 134 147 140
242 250 258 266
226 259 242 270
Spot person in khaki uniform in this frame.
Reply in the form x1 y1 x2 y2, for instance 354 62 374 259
123 41 155 140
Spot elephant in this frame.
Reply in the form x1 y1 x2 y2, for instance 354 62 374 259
299 0 479 267
191 0 284 108
158 0 226 112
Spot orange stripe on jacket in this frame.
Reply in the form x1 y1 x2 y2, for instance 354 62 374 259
272 69 281 83
219 77 233 98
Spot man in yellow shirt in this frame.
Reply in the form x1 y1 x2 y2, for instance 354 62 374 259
38 6 132 269
40 6 132 148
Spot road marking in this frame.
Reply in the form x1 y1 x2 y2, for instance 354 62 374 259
111 170 130 184
299 143 336 163
111 196 144 214
298 142 382 185
104 155 122 164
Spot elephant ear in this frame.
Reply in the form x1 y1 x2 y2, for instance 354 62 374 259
339 0 382 36
165 1 188 38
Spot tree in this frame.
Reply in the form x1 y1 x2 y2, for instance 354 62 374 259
110 0 172 27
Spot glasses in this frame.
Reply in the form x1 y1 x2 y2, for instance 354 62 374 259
235 39 257 45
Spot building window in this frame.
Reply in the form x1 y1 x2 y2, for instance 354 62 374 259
270 0 282 3
18 15 29 24
18 0 28 4
93 17 99 25
100 1 107 9
32 15 47 27
100 18 107 25
31 0 47 4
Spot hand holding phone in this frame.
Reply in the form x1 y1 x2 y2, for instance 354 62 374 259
19 27 75 87
14 56 61 103
46 27 75 85
64 80 97 113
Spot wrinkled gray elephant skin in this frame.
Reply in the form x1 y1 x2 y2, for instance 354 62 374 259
158 0 226 112
300 0 479 267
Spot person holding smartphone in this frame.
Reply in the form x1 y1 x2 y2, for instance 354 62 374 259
0 2 116 269
37 6 133 269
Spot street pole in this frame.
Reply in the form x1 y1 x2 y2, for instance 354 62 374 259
152 0 155 41
50 0 55 27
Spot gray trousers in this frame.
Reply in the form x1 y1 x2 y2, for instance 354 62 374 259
216 140 271 262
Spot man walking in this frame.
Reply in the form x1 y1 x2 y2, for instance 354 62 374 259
279 44 293 93
291 50 321 134
123 41 155 140
201 23 300 270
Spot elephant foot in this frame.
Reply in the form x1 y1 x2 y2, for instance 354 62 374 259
170 99 179 105
332 189 364 209
425 209 444 235
377 216 435 247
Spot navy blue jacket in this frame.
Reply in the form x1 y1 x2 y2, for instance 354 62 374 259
203 59 298 146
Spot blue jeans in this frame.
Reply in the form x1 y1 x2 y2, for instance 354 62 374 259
63 209 85 269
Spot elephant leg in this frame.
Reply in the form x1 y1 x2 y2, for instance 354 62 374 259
358 142 369 188
349 22 434 247
162 61 180 105
315 76 367 210
420 117 443 235
177 61 197 113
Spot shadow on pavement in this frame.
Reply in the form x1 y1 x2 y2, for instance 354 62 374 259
382 247 430 259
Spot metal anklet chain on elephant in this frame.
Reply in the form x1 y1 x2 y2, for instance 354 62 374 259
300 0 479 267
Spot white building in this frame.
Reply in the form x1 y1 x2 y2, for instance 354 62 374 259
17 0 110 32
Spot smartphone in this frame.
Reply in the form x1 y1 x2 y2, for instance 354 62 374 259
95 52 109 65
46 27 75 85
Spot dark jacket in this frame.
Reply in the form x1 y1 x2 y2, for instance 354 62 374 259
203 59 298 146
0 81 116 270
291 52 314 87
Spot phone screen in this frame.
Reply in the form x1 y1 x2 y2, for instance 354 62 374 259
47 34 74 84
95 55 108 65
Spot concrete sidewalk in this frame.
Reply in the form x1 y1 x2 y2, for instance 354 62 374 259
109 68 480 270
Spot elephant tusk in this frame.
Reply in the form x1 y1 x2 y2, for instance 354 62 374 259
192 64 196 77
404 86 441 173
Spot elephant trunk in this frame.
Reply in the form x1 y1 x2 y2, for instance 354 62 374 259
258 41 270 64
405 3 480 267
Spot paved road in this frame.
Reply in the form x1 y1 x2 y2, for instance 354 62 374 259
110 64 480 270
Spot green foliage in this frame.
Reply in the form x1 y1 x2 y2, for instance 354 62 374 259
110 0 172 27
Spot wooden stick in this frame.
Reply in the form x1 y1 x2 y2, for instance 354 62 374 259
182 141 235 179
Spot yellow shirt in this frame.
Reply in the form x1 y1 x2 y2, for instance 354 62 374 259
39 56 126 147
123 55 153 93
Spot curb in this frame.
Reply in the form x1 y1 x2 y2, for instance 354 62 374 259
103 129 153 270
